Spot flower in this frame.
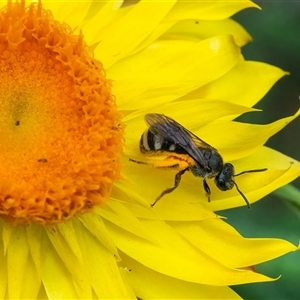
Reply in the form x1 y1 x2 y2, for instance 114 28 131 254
0 0 299 299
0 0 123 224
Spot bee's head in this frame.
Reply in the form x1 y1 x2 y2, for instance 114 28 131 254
215 163 267 209
215 163 235 191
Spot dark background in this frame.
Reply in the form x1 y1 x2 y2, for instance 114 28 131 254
223 1 300 299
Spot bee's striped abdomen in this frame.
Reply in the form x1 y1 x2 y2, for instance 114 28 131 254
140 129 187 154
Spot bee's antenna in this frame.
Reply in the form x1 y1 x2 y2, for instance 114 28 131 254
232 168 267 209
234 168 267 177
232 181 251 209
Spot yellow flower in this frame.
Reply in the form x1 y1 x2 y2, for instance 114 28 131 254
0 0 123 224
0 0 299 299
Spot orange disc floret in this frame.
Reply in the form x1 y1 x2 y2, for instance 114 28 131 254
0 0 123 224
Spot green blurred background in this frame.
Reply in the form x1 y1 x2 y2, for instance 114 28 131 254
223 1 300 299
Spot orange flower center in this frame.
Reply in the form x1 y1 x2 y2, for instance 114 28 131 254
0 0 123 224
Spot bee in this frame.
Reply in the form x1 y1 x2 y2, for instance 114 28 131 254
129 113 267 209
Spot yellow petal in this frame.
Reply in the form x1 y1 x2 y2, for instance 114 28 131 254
80 1 130 45
7 227 29 299
120 252 241 299
166 19 252 46
45 224 93 298
172 218 300 269
95 202 159 244
181 61 287 107
1 220 13 255
26 224 44 279
21 256 40 299
131 2 255 54
193 106 300 161
42 237 80 299
83 0 119 22
104 218 275 285
0 228 7 299
57 221 83 262
166 0 260 21
94 0 176 68
78 212 119 257
110 35 240 110
115 196 218 221
73 218 135 299
113 180 150 206
42 0 91 28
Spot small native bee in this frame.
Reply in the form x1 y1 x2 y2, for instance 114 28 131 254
129 113 267 208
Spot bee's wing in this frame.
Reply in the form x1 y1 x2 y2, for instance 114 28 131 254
145 114 215 167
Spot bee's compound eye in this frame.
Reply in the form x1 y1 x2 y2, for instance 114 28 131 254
215 167 234 191
215 177 227 191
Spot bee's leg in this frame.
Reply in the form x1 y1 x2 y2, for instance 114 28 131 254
129 158 151 166
129 157 181 169
203 179 211 202
151 168 188 207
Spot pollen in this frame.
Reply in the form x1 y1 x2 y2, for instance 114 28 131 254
0 0 123 224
